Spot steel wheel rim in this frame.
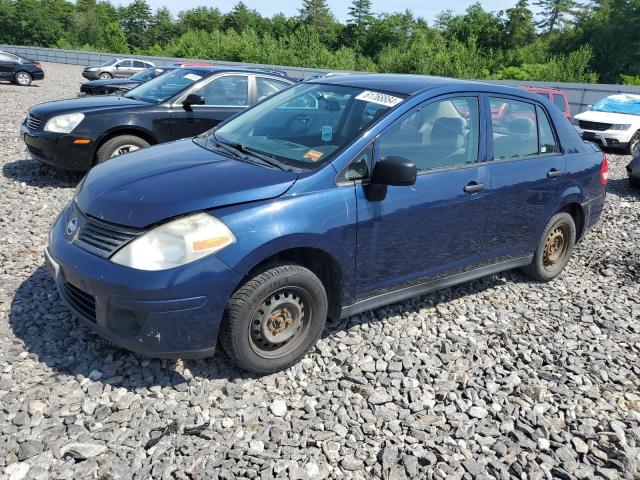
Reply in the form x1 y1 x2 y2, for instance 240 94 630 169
543 225 569 270
16 73 30 85
111 144 140 158
100 73 111 79
248 287 313 359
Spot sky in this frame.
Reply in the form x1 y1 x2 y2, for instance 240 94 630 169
113 0 519 23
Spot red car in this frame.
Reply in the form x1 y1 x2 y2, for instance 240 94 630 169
520 86 572 123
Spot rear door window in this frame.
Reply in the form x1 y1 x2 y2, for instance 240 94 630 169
196 75 249 106
378 96 480 172
133 61 146 68
256 77 291 101
490 97 558 159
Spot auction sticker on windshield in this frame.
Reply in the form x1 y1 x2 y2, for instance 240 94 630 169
355 91 403 107
184 73 202 81
303 150 324 161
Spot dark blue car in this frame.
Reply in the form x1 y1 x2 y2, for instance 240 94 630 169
45 74 608 373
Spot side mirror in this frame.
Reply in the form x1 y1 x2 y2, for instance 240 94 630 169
371 156 417 186
365 156 416 201
183 93 205 111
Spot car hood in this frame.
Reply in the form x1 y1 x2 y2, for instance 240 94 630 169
575 110 640 124
29 96 147 119
75 139 299 228
83 79 141 89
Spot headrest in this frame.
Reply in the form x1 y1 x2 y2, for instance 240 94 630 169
431 117 465 146
508 117 535 136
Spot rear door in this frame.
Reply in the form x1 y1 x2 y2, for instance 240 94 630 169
132 60 148 75
0 52 18 79
354 94 493 299
484 95 567 260
168 73 250 140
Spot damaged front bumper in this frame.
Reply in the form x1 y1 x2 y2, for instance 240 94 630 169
45 205 241 358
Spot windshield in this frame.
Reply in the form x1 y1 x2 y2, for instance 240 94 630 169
124 68 208 104
101 59 118 67
129 67 169 82
202 83 406 170
592 94 640 116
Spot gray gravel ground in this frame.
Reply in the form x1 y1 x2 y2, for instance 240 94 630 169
1 62 640 480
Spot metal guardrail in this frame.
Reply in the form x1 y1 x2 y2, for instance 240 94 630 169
3 44 640 115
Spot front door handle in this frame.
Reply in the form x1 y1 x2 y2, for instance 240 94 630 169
547 168 563 178
464 182 485 194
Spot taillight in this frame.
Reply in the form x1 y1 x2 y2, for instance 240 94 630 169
34 62 42 68
600 154 609 185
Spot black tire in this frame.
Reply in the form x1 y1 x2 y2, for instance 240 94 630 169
522 212 576 282
95 135 150 164
219 263 328 374
99 72 112 80
14 71 32 86
628 131 640 156
630 177 640 189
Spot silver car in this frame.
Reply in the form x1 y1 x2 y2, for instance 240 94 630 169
81 58 155 80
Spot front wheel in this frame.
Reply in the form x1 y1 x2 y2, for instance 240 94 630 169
219 263 328 374
14 71 32 86
522 212 576 282
628 131 640 156
99 72 112 80
96 135 150 163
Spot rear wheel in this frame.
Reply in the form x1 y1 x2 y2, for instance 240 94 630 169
14 71 32 86
95 135 150 164
99 72 112 80
522 212 576 282
219 263 328 374
628 131 640 156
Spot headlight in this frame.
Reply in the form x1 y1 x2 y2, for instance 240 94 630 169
609 124 631 131
44 113 85 133
111 213 236 271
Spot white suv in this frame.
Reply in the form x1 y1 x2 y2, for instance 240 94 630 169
574 94 640 154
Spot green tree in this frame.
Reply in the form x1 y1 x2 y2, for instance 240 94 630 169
299 0 333 39
177 6 222 33
148 7 176 46
103 20 129 53
533 0 583 34
503 0 535 49
120 0 151 50
346 0 374 50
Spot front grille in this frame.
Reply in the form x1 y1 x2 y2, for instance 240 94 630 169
63 283 96 322
26 114 44 130
579 120 612 131
26 144 45 159
76 213 143 258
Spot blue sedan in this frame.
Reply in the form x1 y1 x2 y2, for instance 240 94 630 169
46 74 607 373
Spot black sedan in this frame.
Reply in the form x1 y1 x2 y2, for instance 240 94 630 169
21 67 297 171
80 66 175 96
0 50 44 86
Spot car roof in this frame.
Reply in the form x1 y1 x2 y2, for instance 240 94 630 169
521 85 564 94
310 73 548 99
178 66 295 80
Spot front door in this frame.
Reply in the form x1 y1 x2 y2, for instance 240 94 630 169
169 74 250 140
484 96 567 260
114 60 134 77
355 95 492 299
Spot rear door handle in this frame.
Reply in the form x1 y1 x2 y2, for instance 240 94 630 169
547 169 563 178
464 182 485 194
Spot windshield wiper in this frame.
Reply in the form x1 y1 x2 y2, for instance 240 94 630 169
212 134 286 171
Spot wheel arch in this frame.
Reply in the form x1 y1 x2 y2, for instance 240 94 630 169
231 245 347 321
93 127 158 164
